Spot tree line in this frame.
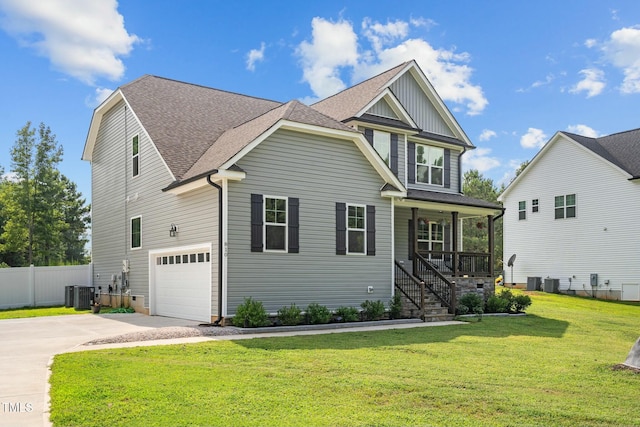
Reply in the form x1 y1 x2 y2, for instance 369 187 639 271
0 122 90 267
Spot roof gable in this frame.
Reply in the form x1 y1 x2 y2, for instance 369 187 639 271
312 60 472 147
500 129 640 200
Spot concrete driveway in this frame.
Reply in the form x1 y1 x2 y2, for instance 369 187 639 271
0 313 200 427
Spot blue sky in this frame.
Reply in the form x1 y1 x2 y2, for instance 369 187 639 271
1 0 640 201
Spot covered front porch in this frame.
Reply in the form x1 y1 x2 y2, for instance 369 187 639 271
393 189 503 319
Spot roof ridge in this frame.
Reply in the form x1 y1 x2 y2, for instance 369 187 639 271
598 127 640 140
136 74 283 104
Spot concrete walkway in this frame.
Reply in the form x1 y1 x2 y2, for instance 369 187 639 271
0 313 462 427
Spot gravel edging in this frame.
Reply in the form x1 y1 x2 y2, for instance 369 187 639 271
83 325 241 346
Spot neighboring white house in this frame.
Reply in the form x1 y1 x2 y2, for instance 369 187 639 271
499 129 640 301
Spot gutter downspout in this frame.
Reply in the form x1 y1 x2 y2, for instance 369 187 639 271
206 174 224 326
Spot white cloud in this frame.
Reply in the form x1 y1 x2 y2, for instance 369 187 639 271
478 129 496 141
462 147 500 173
246 42 266 71
296 17 359 100
409 17 437 30
296 16 487 115
585 38 597 48
569 68 606 97
85 87 113 107
602 26 640 93
520 128 548 149
566 124 600 137
0 0 139 85
362 18 408 52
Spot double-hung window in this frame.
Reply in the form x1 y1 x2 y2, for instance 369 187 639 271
518 201 526 220
131 216 141 249
373 130 390 166
416 144 444 185
555 194 576 219
532 199 539 213
417 222 444 255
132 135 140 177
347 204 366 254
264 196 287 251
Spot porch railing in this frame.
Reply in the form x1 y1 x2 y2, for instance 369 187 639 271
394 261 425 317
414 253 456 314
417 250 492 277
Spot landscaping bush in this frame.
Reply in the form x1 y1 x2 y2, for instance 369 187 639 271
485 294 510 313
513 294 532 313
233 297 270 327
361 300 385 321
458 293 484 315
305 303 331 324
277 304 302 326
389 294 402 319
334 306 359 323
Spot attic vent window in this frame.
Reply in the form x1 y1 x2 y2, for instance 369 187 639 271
132 135 140 177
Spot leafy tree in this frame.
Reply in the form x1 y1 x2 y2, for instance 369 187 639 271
1 122 89 266
513 160 530 180
462 169 503 271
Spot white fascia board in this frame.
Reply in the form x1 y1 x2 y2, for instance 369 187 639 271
220 119 406 192
165 169 246 195
82 89 124 161
346 119 419 136
403 62 473 147
356 88 419 129
395 198 499 217
82 89 176 183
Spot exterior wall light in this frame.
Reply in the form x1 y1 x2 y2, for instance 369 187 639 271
169 223 178 237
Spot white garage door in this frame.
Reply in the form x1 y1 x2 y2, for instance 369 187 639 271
153 248 211 322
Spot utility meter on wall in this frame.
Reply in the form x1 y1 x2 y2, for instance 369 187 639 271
122 259 130 273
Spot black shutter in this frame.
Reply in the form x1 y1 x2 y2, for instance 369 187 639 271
408 219 414 260
288 198 299 253
366 205 376 256
390 134 398 175
250 194 263 252
444 149 451 188
336 202 346 255
364 128 374 146
444 224 451 251
408 142 415 184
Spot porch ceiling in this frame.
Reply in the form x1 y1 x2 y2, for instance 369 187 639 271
396 189 504 218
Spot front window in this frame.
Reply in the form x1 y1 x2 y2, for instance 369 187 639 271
132 135 140 177
518 201 526 220
416 144 444 185
347 204 365 254
417 221 444 256
555 194 576 219
131 216 141 249
373 130 390 166
264 196 287 251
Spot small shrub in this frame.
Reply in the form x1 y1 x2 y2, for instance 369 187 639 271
455 304 470 316
389 294 402 319
361 300 385 321
277 304 302 326
458 293 484 315
334 306 359 323
306 303 331 324
513 294 532 313
485 294 509 313
234 297 270 327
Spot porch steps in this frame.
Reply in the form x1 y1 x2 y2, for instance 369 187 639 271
396 282 454 322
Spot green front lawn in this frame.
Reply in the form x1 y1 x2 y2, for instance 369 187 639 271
0 305 88 319
49 292 640 427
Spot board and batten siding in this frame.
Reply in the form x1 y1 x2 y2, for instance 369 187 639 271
90 101 219 314
502 136 640 297
226 129 393 315
390 72 454 137
367 99 399 119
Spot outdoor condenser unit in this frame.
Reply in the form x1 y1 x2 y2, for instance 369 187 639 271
73 286 96 310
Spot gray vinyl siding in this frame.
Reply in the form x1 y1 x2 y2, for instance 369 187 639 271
390 73 454 137
226 129 392 315
367 99 398 119
90 102 219 314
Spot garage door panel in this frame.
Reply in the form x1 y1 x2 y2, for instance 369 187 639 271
153 248 211 322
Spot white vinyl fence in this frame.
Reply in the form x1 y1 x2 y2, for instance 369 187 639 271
0 264 93 309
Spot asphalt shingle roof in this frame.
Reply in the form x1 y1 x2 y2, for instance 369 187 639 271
564 128 640 177
120 75 282 180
